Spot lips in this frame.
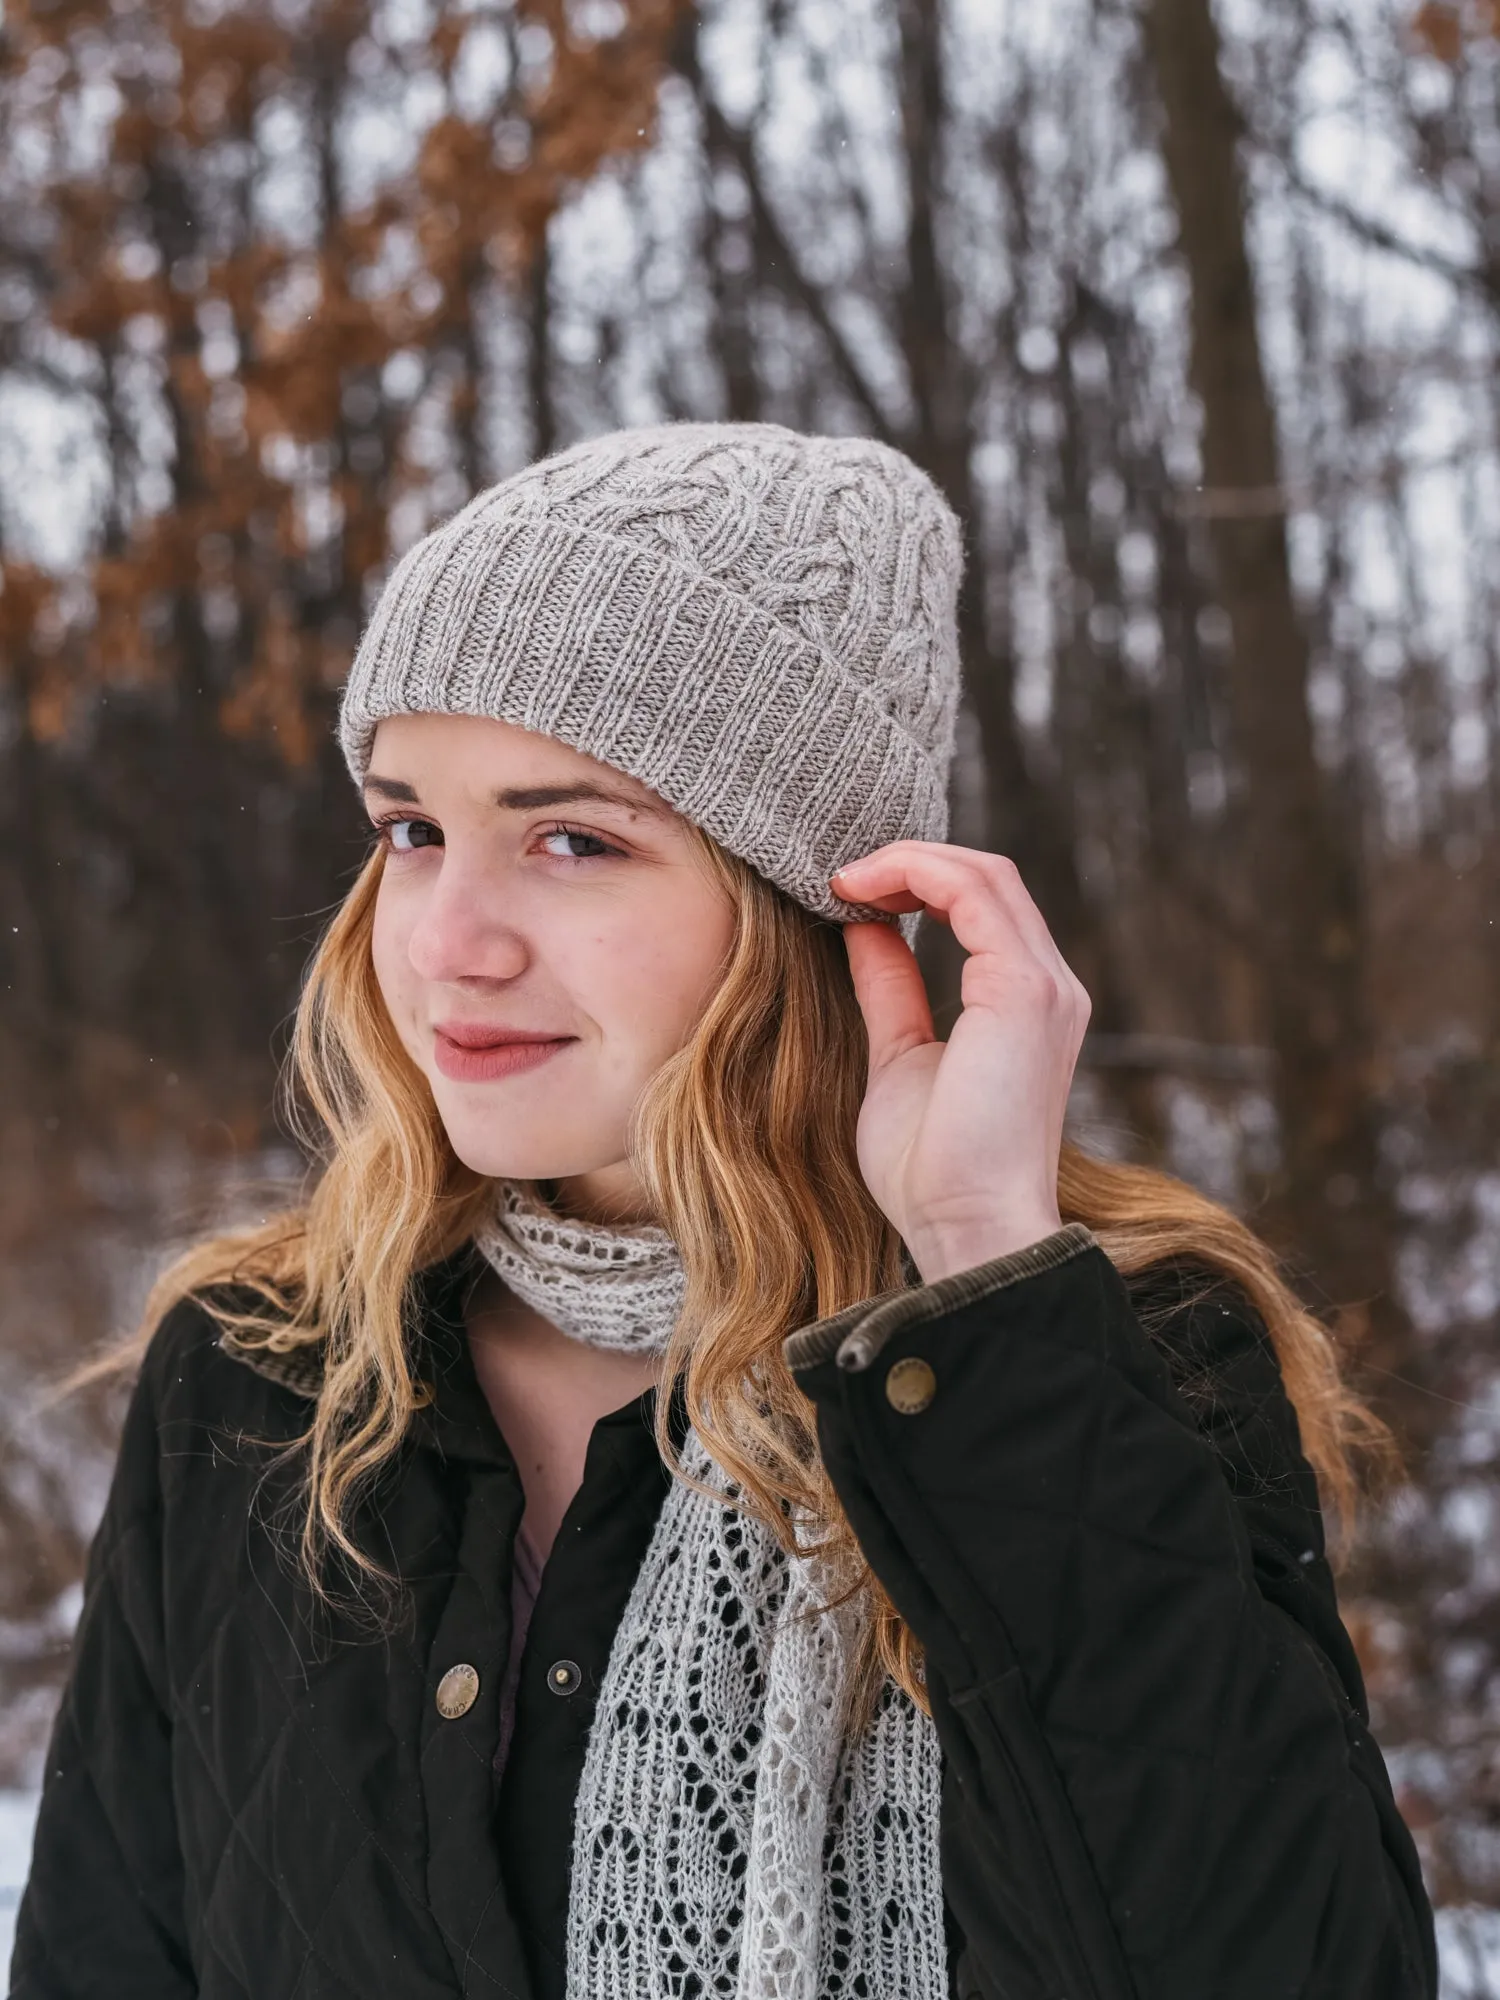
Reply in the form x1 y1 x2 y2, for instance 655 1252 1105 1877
431 1026 575 1084
436 1023 565 1049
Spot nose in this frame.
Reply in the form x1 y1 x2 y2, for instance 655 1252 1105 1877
404 849 530 986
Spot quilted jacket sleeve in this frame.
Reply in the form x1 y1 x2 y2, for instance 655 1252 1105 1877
785 1227 1437 2000
10 1314 196 1999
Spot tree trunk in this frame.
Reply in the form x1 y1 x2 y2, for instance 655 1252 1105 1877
1143 0 1418 1423
895 0 1155 1127
529 225 556 463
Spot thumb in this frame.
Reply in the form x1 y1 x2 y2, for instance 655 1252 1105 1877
841 921 936 1074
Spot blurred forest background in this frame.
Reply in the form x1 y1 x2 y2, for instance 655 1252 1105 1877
0 0 1497 1975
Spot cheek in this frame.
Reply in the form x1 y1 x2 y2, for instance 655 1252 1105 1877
584 894 733 1056
370 885 418 1036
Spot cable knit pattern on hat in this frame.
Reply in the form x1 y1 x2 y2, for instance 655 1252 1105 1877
338 422 963 940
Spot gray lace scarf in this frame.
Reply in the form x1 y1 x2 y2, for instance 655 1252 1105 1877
473 1181 947 2000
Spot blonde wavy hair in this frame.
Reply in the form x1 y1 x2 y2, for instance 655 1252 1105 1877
113 832 1390 1708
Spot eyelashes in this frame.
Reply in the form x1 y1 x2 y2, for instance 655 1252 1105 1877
539 824 624 861
366 814 626 864
368 813 441 856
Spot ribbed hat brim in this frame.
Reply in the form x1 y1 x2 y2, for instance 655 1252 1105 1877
340 509 949 932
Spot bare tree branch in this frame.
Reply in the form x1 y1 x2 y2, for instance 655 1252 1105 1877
691 92 900 444
1275 159 1484 294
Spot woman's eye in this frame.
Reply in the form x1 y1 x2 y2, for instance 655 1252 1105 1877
370 818 615 861
539 825 618 861
378 817 442 853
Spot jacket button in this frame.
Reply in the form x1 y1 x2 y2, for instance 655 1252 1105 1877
885 1355 936 1415
548 1659 582 1697
435 1663 480 1719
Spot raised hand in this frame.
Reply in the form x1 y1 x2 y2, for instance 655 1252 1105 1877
829 843 1092 1285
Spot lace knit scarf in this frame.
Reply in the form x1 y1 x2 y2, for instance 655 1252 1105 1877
474 1182 948 2000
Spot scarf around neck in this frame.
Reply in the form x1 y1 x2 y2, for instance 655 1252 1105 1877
472 1182 947 2000
472 1179 687 1353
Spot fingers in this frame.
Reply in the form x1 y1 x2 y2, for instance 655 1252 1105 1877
833 842 1060 972
834 842 1092 1050
835 887 937 918
841 921 936 1071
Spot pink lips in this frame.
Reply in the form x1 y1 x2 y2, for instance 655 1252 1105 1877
431 1026 575 1084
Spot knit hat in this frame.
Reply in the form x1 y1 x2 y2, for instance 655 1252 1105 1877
338 421 963 936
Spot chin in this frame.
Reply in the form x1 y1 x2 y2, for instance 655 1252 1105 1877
435 1100 626 1186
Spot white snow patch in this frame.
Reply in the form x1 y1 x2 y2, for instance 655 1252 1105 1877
0 1791 40 1971
1439 1906 1500 1999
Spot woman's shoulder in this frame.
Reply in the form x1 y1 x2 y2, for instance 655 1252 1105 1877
75 1285 315 1583
135 1235 482 1416
135 1279 323 1425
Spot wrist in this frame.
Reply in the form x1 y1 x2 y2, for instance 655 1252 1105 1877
905 1210 1065 1285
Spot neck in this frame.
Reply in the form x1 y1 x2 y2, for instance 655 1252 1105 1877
550 1159 656 1228
466 1180 682 1559
465 1267 661 1559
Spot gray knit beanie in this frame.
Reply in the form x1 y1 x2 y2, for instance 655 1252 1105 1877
338 421 963 938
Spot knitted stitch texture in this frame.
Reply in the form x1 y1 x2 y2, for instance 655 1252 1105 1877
472 1180 686 1353
471 1187 947 2000
569 1433 947 2000
338 422 963 940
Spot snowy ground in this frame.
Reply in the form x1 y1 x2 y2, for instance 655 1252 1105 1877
0 1785 1496 1989
1444 1906 1500 2000
0 1793 36 1970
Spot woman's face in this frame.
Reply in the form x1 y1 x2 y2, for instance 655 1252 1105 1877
367 713 737 1216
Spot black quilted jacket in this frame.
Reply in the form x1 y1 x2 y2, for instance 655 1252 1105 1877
12 1225 1436 1999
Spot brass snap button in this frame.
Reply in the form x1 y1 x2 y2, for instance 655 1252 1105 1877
435 1663 480 1719
548 1659 582 1697
885 1355 936 1415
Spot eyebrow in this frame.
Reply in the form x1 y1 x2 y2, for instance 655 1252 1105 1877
361 774 672 820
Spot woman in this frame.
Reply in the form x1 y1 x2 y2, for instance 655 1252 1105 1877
13 422 1434 2000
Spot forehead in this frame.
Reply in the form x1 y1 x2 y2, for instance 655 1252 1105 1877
364 712 672 817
